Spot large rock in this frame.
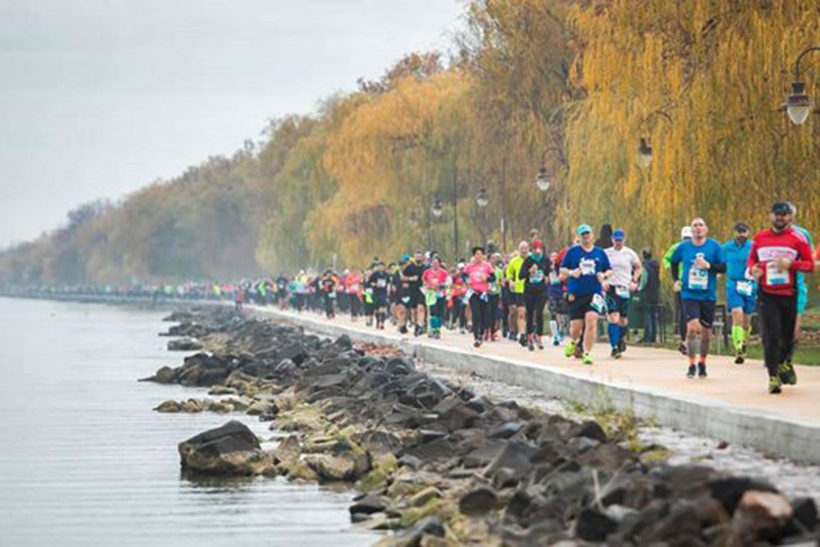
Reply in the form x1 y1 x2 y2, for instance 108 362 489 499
167 337 203 351
459 487 499 517
178 420 262 475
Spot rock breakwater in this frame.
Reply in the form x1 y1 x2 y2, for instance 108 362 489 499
147 308 819 546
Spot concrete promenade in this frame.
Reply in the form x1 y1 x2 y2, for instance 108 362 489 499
253 306 820 465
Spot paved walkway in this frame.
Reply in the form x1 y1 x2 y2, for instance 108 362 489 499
257 307 820 427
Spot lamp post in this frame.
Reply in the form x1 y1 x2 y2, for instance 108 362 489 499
783 46 820 126
636 111 672 169
475 188 489 208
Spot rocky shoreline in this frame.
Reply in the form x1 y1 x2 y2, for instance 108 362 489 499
144 307 819 546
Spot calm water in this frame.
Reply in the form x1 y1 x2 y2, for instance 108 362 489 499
0 297 375 546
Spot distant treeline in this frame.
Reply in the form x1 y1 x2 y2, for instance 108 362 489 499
2 0 819 285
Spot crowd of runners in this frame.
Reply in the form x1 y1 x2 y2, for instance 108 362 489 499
7 201 817 395
255 201 818 395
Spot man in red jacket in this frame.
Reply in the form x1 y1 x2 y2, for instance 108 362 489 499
748 201 815 394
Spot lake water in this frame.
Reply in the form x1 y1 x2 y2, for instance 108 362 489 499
0 297 376 546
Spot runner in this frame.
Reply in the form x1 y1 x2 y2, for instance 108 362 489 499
464 246 495 348
749 202 815 394
368 261 391 330
320 269 338 319
723 223 756 364
518 239 550 351
787 203 814 371
346 268 364 322
505 241 529 345
449 263 468 333
399 252 426 336
487 252 504 342
670 218 727 379
547 251 567 346
422 257 449 339
560 225 613 365
500 251 516 340
664 226 694 354
275 274 289 310
362 266 375 327
604 229 642 359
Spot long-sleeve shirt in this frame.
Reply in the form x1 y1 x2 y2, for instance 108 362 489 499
518 254 551 294
748 228 814 296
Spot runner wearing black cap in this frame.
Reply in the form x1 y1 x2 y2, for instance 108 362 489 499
723 223 755 364
749 202 815 394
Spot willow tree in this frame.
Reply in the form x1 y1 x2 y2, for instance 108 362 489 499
567 0 820 258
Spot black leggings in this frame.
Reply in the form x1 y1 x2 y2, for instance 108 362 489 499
350 295 361 318
488 294 500 332
525 291 548 336
469 293 490 341
758 292 797 376
451 297 467 329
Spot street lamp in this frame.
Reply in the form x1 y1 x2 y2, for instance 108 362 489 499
636 111 672 169
637 138 653 169
783 46 820 126
475 188 489 208
431 200 444 218
535 146 565 192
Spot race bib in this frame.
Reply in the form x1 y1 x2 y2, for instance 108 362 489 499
688 266 708 291
328 292 336 299
591 293 607 314
767 261 789 286
736 280 753 296
376 278 387 288
549 272 561 285
530 269 545 284
364 288 373 296
401 296 410 304
425 290 438 306
615 286 630 299
580 258 596 276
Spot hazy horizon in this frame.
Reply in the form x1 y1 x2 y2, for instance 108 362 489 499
0 0 463 249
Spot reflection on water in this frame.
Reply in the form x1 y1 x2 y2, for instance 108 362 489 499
0 297 375 546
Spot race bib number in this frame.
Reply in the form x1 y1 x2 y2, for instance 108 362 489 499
591 293 606 314
767 261 789 286
376 278 387 288
615 286 630 299
580 258 596 276
736 281 753 296
425 290 438 306
688 266 708 291
364 288 373 296
328 292 336 299
401 296 410 304
549 272 561 285
530 269 545 284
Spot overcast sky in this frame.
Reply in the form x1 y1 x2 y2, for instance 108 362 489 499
0 0 463 248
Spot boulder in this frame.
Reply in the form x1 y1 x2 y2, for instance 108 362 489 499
459 487 499 517
575 507 618 542
350 493 388 516
178 420 262 475
729 490 793 544
168 337 203 351
155 400 181 413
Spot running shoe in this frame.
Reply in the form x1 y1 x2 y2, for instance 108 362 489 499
778 362 797 386
537 338 544 350
528 338 534 352
582 353 593 365
564 340 576 358
611 347 621 359
399 326 408 335
686 364 696 378
734 352 745 365
473 339 481 348
698 362 708 378
574 344 584 359
519 334 527 347
678 341 688 355
552 336 560 347
768 375 782 394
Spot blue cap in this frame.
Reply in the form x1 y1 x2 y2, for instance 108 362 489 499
576 224 592 236
400 253 410 262
613 229 625 240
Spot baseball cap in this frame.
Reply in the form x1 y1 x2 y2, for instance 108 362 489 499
734 222 750 232
680 226 693 240
772 201 791 215
613 229 625 240
576 224 592 236
532 238 544 250
400 253 411 262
